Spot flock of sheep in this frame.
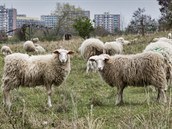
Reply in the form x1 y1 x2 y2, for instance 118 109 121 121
81 34 172 105
1 38 46 56
1 34 172 109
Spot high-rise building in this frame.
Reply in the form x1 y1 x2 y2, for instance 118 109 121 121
0 5 7 32
7 8 17 35
40 15 58 28
94 12 120 33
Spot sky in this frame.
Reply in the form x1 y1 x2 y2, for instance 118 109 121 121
1 0 161 28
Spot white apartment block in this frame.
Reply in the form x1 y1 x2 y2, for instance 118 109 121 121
94 12 120 33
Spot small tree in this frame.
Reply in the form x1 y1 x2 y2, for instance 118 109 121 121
73 17 94 39
126 8 158 36
94 26 110 37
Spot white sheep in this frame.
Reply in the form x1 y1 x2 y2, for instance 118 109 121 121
1 45 12 56
87 52 171 105
143 41 172 63
23 40 37 53
152 37 172 44
79 38 105 61
168 33 172 39
31 37 39 43
2 48 74 109
104 41 123 55
116 37 131 45
35 44 46 54
86 55 98 73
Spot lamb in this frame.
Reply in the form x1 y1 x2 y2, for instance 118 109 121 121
1 45 12 56
23 40 37 53
35 44 46 54
78 38 105 61
2 48 74 109
104 41 123 55
168 33 172 39
87 52 171 105
86 55 98 73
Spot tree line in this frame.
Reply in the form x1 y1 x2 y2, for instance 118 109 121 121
1 0 171 42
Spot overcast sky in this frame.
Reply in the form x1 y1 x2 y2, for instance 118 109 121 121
1 0 161 27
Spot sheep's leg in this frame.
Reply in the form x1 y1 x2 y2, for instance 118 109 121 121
157 88 167 103
3 88 11 110
115 85 125 105
46 85 52 107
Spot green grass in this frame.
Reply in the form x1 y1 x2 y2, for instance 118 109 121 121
1 33 172 129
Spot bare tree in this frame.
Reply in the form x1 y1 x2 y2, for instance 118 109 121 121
53 3 86 36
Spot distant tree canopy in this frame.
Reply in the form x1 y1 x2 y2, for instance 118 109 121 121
53 3 87 36
73 17 94 39
126 8 158 36
157 0 172 30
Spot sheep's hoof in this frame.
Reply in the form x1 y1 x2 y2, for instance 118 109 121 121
115 101 124 106
48 104 52 108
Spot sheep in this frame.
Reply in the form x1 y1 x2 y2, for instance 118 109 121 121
152 37 172 44
143 41 172 92
23 40 37 53
143 41 172 63
1 45 12 56
104 41 123 55
79 38 105 61
31 37 39 43
87 52 171 105
2 48 74 109
35 44 46 54
116 37 131 45
168 33 172 39
86 55 98 73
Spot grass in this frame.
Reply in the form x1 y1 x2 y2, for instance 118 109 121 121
0 33 172 129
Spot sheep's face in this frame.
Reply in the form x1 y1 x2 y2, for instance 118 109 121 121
88 54 109 71
86 55 98 72
53 49 74 63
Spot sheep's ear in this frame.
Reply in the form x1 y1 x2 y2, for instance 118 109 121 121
104 57 109 62
53 50 60 54
68 50 74 55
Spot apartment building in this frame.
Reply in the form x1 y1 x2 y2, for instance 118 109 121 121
94 12 120 33
40 15 58 28
7 8 17 35
0 5 7 32
41 10 90 29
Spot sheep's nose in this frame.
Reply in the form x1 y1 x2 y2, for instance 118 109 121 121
61 59 66 63
98 67 102 71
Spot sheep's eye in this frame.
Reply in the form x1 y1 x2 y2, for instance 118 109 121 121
89 59 95 62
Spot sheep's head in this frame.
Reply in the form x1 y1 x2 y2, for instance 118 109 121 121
86 55 98 73
53 49 74 63
88 54 110 71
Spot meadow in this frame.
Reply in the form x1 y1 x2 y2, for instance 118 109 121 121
0 32 172 129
